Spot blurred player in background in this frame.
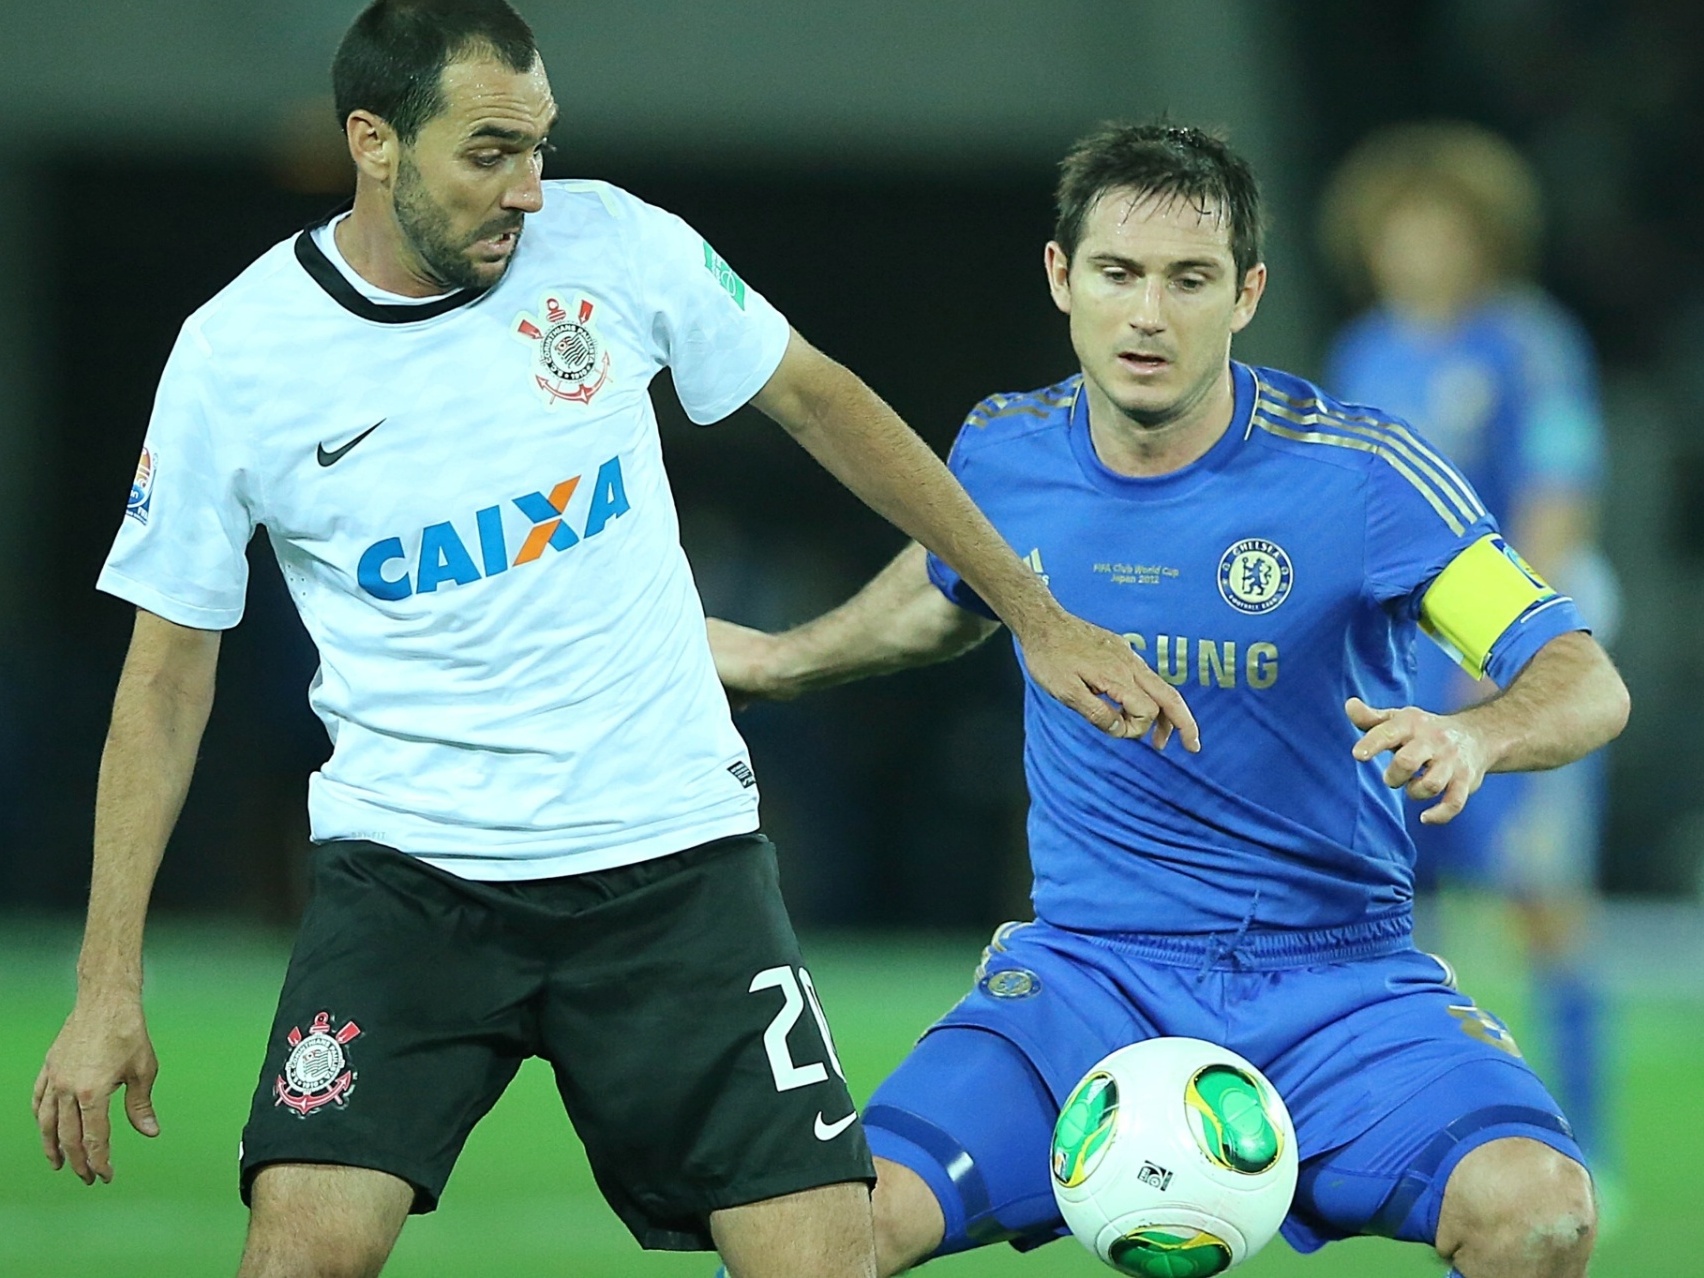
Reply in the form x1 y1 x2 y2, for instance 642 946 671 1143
30 4 1192 1276
1321 122 1620 1177
713 122 1628 1277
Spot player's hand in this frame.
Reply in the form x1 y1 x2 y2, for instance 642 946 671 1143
1346 696 1489 824
34 998 161 1184
707 617 793 708
1022 612 1200 751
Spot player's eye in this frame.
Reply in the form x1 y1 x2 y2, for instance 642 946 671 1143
1175 275 1207 292
1102 267 1130 284
470 152 504 169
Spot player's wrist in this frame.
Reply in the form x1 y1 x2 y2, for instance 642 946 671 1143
765 627 839 698
994 586 1069 652
73 955 145 1004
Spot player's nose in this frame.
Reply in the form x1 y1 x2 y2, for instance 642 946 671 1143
506 168 545 214
1127 278 1166 330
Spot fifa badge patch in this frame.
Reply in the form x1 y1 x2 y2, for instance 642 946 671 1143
126 447 155 525
1217 538 1293 615
981 968 1042 999
513 291 611 407
274 1011 362 1118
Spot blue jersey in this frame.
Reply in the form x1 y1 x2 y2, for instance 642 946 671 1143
1326 290 1606 714
1327 291 1610 888
1326 290 1603 523
926 363 1586 935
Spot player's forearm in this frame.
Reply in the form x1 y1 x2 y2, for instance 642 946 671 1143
76 649 216 999
1454 631 1628 774
759 344 1066 645
766 543 998 694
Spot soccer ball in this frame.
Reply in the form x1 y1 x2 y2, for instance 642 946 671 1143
1050 1037 1298 1277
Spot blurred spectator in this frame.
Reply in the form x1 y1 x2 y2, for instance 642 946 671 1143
1320 121 1620 1172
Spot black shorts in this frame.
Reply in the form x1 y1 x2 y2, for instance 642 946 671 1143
238 834 872 1250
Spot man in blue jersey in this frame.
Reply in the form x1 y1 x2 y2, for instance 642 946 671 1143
710 123 1628 1277
1321 123 1620 1176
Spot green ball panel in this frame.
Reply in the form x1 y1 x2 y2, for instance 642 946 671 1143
1108 1228 1234 1278
1052 1072 1120 1188
1186 1065 1281 1173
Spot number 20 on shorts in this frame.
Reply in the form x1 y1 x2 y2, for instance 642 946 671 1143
749 965 847 1092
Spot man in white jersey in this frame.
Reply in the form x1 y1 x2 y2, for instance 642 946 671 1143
29 4 1196 1277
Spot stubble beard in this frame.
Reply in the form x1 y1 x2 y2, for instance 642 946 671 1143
394 154 522 294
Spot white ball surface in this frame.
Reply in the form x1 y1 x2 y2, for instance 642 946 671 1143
1050 1037 1299 1276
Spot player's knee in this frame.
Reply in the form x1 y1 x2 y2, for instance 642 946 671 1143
1437 1138 1595 1276
872 1157 946 1276
238 1231 392 1278
240 1165 409 1278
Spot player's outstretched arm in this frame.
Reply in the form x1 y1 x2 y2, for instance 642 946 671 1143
710 542 1000 704
34 609 220 1185
749 330 1199 750
1347 630 1628 825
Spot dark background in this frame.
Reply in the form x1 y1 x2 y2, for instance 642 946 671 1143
2 0 1701 926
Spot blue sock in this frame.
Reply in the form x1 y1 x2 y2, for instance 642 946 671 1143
1534 962 1606 1163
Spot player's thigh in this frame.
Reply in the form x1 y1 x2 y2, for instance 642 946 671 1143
864 1026 1068 1260
871 1156 945 1277
710 1180 875 1278
239 841 533 1211
859 922 1156 1261
240 1163 414 1278
1293 1061 1581 1247
540 834 872 1252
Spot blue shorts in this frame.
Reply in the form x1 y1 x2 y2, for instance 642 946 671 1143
865 915 1583 1260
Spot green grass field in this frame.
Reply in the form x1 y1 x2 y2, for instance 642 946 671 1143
3 916 1698 1277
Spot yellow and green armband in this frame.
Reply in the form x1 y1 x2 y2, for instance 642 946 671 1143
1419 535 1559 679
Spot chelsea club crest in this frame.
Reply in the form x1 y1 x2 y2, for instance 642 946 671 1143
1218 539 1294 615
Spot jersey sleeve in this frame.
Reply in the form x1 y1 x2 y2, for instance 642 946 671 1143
96 324 256 629
922 423 999 621
1363 421 1584 686
626 198 792 425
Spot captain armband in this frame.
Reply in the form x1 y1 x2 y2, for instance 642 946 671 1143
1419 535 1563 680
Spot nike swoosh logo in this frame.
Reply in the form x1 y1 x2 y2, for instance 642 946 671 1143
814 1110 858 1141
316 420 385 467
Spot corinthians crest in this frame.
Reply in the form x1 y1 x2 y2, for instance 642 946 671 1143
274 1011 362 1118
514 291 611 406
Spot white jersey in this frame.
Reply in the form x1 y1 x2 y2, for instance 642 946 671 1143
99 180 789 879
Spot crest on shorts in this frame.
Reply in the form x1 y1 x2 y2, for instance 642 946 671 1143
513 291 612 406
274 1010 362 1117
1217 538 1293 615
981 968 1042 999
126 447 155 525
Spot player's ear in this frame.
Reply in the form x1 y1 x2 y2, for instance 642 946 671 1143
344 109 398 184
1044 241 1073 315
1229 262 1267 334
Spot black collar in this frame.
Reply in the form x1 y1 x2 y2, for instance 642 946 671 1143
294 203 484 324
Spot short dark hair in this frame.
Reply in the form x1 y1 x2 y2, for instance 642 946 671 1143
1054 122 1265 281
333 0 538 144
